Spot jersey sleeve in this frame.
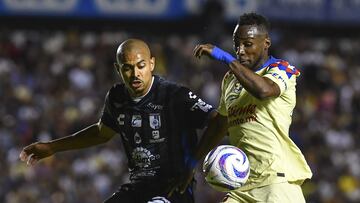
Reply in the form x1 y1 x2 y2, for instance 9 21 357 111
175 87 214 129
263 60 300 95
99 91 119 132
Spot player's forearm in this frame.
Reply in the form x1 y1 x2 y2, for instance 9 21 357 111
228 61 274 99
193 112 228 161
49 123 110 153
206 46 275 99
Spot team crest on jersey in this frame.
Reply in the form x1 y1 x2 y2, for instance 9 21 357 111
226 83 242 102
234 83 243 94
149 114 161 129
132 115 142 127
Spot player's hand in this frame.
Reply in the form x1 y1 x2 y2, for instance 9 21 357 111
194 44 236 64
19 142 55 166
167 165 196 197
193 44 215 59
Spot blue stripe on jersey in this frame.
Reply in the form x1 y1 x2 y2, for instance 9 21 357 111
278 64 293 79
255 55 278 72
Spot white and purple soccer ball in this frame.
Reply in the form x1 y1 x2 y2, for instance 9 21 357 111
203 145 250 192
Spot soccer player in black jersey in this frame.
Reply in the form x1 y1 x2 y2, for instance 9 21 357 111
19 39 216 203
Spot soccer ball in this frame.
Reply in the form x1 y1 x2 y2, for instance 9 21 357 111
203 145 250 192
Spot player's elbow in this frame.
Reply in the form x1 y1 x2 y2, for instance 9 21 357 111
253 88 279 100
97 122 116 143
253 89 274 100
253 82 280 100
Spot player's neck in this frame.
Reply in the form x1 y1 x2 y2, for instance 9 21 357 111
252 54 269 71
132 76 154 102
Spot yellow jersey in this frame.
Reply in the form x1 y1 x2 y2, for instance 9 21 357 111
218 56 312 191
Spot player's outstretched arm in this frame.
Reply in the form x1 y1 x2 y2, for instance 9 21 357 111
19 122 116 166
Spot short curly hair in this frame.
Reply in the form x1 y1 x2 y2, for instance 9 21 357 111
237 13 270 33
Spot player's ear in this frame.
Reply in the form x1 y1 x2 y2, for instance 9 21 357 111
150 57 155 72
264 36 271 50
114 63 121 74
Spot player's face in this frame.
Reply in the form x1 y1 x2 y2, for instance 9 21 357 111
233 25 271 71
116 48 155 97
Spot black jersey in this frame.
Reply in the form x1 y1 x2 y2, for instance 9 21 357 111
100 75 214 183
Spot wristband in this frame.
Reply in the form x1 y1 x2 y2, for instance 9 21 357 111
185 156 198 169
211 46 236 64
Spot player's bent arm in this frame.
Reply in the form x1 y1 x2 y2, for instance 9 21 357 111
193 111 228 162
194 44 280 100
50 122 116 153
228 60 280 100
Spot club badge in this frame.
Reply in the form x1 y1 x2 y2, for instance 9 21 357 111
149 114 161 129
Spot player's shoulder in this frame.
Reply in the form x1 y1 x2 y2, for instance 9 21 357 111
155 75 186 94
108 82 126 94
106 83 128 102
267 57 300 78
268 57 292 68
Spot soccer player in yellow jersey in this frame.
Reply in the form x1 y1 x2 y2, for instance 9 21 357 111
171 13 313 203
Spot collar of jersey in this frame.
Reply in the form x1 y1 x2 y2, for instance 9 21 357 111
131 76 155 102
255 55 278 73
128 75 158 104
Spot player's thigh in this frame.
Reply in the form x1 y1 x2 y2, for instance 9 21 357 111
264 182 306 203
255 182 305 203
222 182 305 203
221 190 261 203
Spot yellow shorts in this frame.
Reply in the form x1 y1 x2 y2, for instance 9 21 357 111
221 182 306 203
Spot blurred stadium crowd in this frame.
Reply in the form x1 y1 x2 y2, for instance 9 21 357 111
0 23 360 203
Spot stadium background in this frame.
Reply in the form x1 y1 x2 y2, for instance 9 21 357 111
1 0 360 202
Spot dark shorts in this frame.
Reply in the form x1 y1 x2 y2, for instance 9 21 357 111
103 182 194 203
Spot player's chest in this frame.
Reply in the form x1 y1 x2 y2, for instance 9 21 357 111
114 102 169 146
224 77 248 107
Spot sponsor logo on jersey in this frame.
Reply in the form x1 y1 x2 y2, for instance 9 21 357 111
149 130 165 143
228 104 258 127
132 170 156 178
271 72 287 90
117 114 125 125
131 115 142 127
149 114 161 129
152 130 160 139
147 103 163 110
131 147 160 168
134 132 142 144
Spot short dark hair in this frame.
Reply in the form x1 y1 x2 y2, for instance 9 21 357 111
238 13 270 33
